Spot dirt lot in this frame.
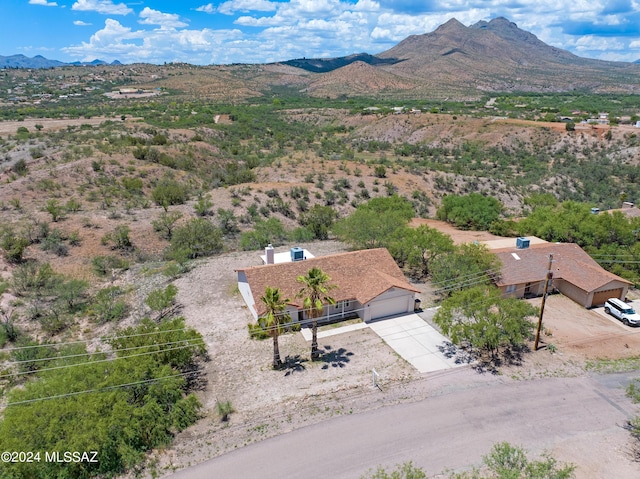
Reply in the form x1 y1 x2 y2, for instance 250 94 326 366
139 241 640 478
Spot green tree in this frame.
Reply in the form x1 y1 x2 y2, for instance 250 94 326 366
90 286 128 324
430 243 500 295
436 193 503 231
333 195 415 249
217 208 240 236
239 218 288 250
299 204 337 240
388 225 454 280
194 194 214 216
434 286 537 360
168 218 223 259
259 286 291 369
296 267 336 360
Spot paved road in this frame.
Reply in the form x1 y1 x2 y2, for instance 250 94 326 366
169 373 640 479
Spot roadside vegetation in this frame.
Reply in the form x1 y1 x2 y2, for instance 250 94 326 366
362 442 575 478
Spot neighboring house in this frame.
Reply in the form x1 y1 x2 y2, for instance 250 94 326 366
493 242 632 308
236 248 419 322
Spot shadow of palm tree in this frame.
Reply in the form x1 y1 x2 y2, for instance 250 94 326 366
321 345 354 369
283 355 307 376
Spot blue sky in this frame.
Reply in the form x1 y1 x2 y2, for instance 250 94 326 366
1 0 640 64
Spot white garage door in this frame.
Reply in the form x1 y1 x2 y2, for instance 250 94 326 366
369 296 409 320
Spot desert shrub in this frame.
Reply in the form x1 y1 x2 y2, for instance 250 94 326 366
91 255 130 276
44 199 64 222
12 159 28 176
101 225 133 251
239 218 288 250
0 228 29 263
152 211 183 239
374 165 387 178
152 179 190 209
11 262 56 297
90 286 128 323
168 218 223 259
145 284 178 320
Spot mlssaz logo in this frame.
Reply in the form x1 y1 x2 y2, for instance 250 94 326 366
45 451 99 463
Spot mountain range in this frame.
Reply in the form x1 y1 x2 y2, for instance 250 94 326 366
284 17 640 97
3 17 640 98
0 54 121 69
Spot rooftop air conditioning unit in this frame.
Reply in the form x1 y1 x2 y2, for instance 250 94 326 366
290 247 304 262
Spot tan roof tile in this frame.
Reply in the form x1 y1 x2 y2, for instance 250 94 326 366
494 243 631 292
236 248 419 316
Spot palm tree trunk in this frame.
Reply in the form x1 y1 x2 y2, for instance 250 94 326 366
311 318 319 360
273 330 282 369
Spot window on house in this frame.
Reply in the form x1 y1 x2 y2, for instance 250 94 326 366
506 285 516 293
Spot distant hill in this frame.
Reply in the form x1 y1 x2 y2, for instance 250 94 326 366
373 17 640 94
280 53 400 73
0 54 120 69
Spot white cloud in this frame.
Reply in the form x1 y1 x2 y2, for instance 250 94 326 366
139 7 188 29
74 20 92 26
195 3 216 14
29 0 58 6
218 0 278 15
71 0 133 16
63 19 244 64
573 35 625 52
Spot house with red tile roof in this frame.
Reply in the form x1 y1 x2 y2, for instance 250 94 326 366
493 242 632 308
236 248 419 322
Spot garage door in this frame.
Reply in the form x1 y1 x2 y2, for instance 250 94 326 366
369 296 409 320
591 288 623 307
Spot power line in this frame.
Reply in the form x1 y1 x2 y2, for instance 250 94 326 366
2 327 196 353
1 370 200 407
5 337 204 367
0 343 201 380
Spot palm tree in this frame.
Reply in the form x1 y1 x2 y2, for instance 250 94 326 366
296 267 336 360
259 286 291 369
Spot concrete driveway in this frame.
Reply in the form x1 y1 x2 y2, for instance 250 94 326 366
367 313 465 373
300 312 465 373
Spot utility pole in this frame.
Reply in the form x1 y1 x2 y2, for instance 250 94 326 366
534 254 553 351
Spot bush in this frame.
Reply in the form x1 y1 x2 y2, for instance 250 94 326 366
92 255 130 276
90 286 128 323
152 179 190 210
101 225 133 251
168 218 223 259
12 159 28 176
0 228 29 263
145 284 178 320
239 218 288 250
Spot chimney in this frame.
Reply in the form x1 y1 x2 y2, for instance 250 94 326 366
265 244 275 264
